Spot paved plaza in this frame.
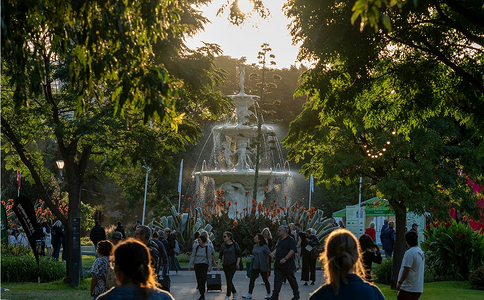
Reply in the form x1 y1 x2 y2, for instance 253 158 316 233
168 270 325 300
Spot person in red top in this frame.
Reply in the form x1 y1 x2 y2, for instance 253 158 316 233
364 221 376 241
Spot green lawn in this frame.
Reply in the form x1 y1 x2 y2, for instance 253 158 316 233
1 279 91 300
2 279 482 300
376 281 483 300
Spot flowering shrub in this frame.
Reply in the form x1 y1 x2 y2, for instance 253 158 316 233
422 219 484 280
152 190 336 255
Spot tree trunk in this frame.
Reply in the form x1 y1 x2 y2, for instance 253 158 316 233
65 173 82 286
62 145 91 287
390 200 407 290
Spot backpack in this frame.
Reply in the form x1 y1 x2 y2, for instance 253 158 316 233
105 265 117 289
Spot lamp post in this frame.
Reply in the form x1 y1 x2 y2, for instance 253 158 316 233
56 160 65 180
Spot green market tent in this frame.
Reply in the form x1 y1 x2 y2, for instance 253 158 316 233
332 197 394 218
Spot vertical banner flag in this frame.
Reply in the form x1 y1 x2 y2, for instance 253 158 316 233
1 203 8 244
13 196 40 269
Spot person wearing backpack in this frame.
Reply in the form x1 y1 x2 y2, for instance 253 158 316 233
90 240 114 299
217 231 242 300
188 235 214 300
135 225 161 274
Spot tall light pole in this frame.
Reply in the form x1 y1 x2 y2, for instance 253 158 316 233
141 165 151 225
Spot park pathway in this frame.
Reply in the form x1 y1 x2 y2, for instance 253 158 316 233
169 270 325 300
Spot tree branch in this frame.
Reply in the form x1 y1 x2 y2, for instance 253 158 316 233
1 116 67 225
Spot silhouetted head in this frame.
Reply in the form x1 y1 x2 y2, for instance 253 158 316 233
323 229 365 295
113 238 157 288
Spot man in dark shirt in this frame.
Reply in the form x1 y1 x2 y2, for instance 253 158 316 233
114 221 126 239
135 225 161 274
269 225 299 300
89 220 107 248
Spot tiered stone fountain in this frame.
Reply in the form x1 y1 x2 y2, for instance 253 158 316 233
192 63 291 216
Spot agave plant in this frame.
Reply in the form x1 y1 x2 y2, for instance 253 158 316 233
149 199 215 253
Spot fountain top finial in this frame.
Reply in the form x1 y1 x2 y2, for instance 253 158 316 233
238 62 245 95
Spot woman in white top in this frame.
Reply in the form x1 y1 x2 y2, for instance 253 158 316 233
16 227 29 248
43 222 52 259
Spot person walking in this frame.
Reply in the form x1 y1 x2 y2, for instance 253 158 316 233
164 228 180 274
261 227 273 281
135 225 161 276
359 234 382 282
382 221 396 258
242 233 272 300
188 235 213 300
90 240 114 300
43 222 52 259
397 231 425 300
90 220 107 249
380 219 389 245
110 231 123 247
51 220 65 261
96 238 175 300
218 231 242 300
268 225 299 300
114 221 126 239
309 229 385 300
301 228 319 286
364 221 376 241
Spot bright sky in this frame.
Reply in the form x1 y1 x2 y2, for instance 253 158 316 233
186 0 301 69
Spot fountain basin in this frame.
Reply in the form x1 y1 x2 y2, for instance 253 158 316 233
193 170 291 189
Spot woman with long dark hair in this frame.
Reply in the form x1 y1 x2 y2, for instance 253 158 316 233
97 238 174 300
309 229 384 300
242 233 271 299
217 231 242 300
359 234 382 282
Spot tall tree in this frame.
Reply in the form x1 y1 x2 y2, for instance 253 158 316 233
1 0 231 286
283 0 484 288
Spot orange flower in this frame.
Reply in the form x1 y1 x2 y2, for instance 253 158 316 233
227 201 231 206
277 208 281 213
251 207 255 212
236 210 239 214
221 190 224 193
186 208 189 212
266 186 269 191
188 197 192 201
233 221 238 226
281 207 285 211
274 203 278 207
195 193 198 198
284 195 287 199
234 201 238 205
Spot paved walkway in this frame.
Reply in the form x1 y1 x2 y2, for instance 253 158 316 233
168 270 325 300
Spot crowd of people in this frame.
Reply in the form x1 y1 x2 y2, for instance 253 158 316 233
6 216 423 300
6 220 66 261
